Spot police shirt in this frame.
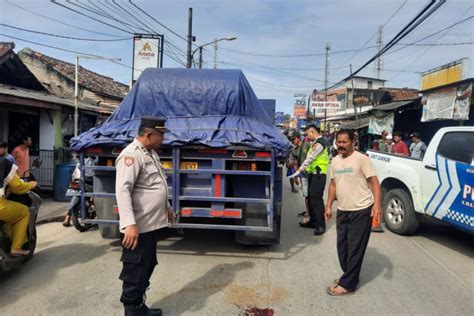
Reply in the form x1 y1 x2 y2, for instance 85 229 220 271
115 138 170 234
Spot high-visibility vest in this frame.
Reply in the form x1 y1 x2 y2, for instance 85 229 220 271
306 139 329 175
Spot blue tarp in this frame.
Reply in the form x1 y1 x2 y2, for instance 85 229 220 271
70 68 291 157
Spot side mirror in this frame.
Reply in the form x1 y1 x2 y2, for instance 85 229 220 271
32 157 43 169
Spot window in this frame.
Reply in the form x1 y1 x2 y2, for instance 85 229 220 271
367 81 373 89
437 131 474 165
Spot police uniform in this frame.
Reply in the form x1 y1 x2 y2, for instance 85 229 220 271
298 136 329 235
115 117 170 315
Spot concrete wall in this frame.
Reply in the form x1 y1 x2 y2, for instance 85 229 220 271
39 109 55 150
343 78 385 89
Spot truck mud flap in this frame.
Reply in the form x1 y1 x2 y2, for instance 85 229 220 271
235 201 282 245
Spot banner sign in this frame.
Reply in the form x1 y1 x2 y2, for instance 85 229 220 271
421 83 472 122
293 105 307 118
311 101 342 110
133 35 163 81
368 112 394 135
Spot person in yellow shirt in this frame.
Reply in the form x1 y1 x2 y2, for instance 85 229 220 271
0 157 37 256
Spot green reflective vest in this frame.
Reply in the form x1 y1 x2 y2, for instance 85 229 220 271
306 140 329 175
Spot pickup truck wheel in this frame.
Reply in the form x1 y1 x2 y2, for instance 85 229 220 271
383 188 419 235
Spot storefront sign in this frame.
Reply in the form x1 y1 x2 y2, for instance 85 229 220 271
421 83 472 121
311 101 342 110
133 35 163 81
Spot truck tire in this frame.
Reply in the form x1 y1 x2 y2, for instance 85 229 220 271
383 188 419 235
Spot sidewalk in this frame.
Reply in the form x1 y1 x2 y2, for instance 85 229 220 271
37 198 69 224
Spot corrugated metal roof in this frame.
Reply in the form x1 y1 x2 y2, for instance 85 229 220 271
0 84 115 114
371 99 418 111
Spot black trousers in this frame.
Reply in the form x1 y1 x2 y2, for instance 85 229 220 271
336 206 372 291
308 173 327 230
119 230 158 306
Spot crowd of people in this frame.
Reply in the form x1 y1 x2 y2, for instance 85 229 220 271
371 130 427 159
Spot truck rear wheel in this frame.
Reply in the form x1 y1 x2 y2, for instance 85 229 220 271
383 188 419 235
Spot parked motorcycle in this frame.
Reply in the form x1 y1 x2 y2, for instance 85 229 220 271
0 158 42 272
65 161 97 232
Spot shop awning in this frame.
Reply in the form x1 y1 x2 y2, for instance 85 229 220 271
340 117 370 129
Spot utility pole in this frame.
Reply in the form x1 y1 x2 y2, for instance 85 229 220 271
324 42 330 127
199 47 203 68
350 64 359 128
375 25 383 79
213 38 218 69
186 7 193 68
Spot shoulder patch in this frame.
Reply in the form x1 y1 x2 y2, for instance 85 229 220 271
124 156 135 167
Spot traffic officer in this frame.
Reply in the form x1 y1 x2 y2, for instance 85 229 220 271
289 124 330 235
116 116 173 316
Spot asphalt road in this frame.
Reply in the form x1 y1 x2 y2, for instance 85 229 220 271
1 178 473 315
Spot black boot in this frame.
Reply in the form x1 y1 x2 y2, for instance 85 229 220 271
124 304 162 316
143 304 162 316
124 304 145 316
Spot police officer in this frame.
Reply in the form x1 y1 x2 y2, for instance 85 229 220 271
289 124 329 235
116 116 173 316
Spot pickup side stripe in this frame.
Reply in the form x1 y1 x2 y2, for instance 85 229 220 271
433 158 453 217
425 154 442 212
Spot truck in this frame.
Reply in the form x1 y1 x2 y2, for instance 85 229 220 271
368 127 474 235
71 69 292 245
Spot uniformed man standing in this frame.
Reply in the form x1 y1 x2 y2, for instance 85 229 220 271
116 117 173 316
289 124 330 235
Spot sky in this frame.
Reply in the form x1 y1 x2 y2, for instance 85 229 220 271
0 0 473 115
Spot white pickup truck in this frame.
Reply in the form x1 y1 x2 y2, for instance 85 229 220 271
368 127 473 235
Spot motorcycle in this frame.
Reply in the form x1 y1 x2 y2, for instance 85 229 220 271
0 158 42 272
65 161 97 232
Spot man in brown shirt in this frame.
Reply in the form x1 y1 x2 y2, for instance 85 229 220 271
325 129 382 296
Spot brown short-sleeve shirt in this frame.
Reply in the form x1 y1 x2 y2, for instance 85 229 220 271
330 151 377 211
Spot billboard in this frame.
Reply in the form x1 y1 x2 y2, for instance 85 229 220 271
421 82 472 122
294 105 307 118
420 58 469 91
133 35 163 81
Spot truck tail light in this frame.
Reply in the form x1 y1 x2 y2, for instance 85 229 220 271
232 150 248 158
256 151 271 158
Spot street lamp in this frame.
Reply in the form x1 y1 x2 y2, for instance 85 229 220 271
74 55 121 137
191 36 237 69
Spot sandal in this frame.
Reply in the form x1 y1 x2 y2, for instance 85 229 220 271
326 285 355 296
10 249 30 257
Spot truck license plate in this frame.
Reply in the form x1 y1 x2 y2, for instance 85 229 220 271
162 161 198 170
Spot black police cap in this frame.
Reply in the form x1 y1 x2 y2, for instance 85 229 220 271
140 116 170 133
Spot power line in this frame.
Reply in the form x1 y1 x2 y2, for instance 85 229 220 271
219 46 378 58
5 0 127 38
332 0 408 78
332 0 446 89
50 0 134 34
0 23 133 42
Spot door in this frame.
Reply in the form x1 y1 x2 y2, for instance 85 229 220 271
422 131 474 232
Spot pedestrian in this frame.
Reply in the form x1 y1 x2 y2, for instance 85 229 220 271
384 134 394 153
11 136 32 177
115 116 173 316
289 124 330 235
391 132 409 156
409 132 427 159
294 132 312 218
0 141 16 164
286 135 300 193
325 129 382 296
377 130 388 152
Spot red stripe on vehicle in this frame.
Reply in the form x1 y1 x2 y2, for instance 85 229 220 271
256 151 271 158
181 209 192 216
215 174 221 197
223 210 241 217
